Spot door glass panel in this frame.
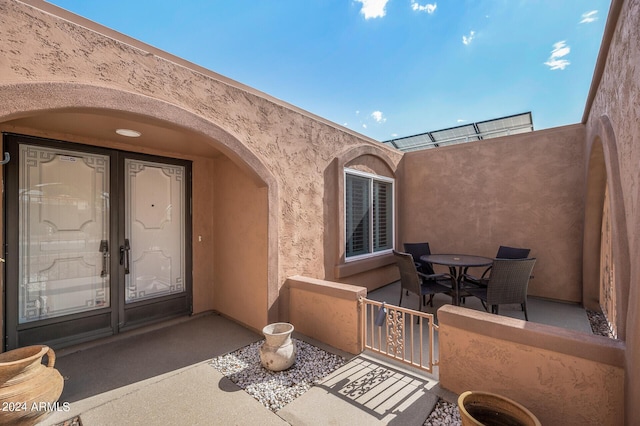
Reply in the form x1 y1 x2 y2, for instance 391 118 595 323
18 145 110 324
125 159 185 303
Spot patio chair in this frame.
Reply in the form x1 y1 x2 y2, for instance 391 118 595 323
393 250 454 312
403 242 437 275
402 242 438 297
463 245 531 288
461 258 537 320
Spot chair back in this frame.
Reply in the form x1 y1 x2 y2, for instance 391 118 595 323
393 250 422 296
496 246 531 259
486 258 536 305
403 242 435 274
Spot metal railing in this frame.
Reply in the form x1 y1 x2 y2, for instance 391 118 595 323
359 297 438 374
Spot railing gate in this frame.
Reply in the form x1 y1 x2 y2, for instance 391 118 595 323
359 297 438 374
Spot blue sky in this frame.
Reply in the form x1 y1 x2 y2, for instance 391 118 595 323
48 0 610 142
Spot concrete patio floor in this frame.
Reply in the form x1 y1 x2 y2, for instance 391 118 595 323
367 280 593 333
39 312 446 426
37 281 593 426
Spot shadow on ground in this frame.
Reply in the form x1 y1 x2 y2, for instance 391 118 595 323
278 353 440 425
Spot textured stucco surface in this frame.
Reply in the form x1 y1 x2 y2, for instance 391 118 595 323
400 125 585 302
2 0 640 422
285 276 366 354
0 0 402 331
438 306 625 426
213 156 268 331
585 0 640 423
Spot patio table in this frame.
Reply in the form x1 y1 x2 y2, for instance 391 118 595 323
420 254 493 306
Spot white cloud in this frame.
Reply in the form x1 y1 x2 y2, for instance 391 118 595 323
355 0 389 19
580 10 598 24
457 119 466 123
371 111 387 123
462 30 475 45
411 1 437 14
544 40 571 70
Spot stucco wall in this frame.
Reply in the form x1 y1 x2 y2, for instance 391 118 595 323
438 305 625 426
584 0 640 423
0 0 403 334
191 157 216 314
213 156 268 331
399 125 585 302
284 275 366 354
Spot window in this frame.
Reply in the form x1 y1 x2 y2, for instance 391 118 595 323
345 169 394 260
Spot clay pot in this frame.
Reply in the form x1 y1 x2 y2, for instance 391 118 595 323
0 345 65 426
259 322 296 371
458 391 541 426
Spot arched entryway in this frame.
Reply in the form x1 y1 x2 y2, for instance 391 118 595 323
0 82 279 349
583 115 630 340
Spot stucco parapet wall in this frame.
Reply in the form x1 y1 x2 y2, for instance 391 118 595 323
438 305 625 368
286 275 367 300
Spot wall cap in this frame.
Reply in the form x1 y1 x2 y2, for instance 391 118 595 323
286 275 367 300
438 305 625 368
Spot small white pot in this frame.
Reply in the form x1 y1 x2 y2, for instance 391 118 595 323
259 322 296 371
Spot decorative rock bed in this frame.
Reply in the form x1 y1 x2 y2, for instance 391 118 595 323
587 310 616 338
210 338 345 412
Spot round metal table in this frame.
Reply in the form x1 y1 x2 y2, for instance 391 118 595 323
420 254 493 305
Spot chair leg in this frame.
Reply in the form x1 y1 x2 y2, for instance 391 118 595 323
522 302 529 321
480 300 487 311
399 291 403 307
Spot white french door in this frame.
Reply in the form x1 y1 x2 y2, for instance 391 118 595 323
4 134 192 350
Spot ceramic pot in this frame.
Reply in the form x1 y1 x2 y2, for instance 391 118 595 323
259 322 296 371
0 345 65 426
458 391 541 426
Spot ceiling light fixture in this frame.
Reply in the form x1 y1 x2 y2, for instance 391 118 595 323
116 128 142 138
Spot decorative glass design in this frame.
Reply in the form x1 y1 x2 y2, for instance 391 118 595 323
125 159 185 303
18 145 110 323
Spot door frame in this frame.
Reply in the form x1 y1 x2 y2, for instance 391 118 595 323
2 133 193 350
117 150 193 331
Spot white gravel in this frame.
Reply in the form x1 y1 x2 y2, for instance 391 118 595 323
424 399 462 426
587 310 616 338
210 338 345 412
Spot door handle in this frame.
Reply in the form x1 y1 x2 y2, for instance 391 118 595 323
119 238 130 275
99 240 109 277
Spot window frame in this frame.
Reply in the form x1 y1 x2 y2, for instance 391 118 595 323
344 168 395 262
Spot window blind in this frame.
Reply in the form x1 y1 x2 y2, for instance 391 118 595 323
346 174 370 257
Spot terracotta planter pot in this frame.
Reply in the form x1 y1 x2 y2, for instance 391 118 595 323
259 322 296 371
0 345 65 426
458 391 541 426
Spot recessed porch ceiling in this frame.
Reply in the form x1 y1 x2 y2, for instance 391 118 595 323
3 109 223 158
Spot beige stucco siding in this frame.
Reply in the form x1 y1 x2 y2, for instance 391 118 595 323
584 0 640 422
400 125 585 302
0 0 402 331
